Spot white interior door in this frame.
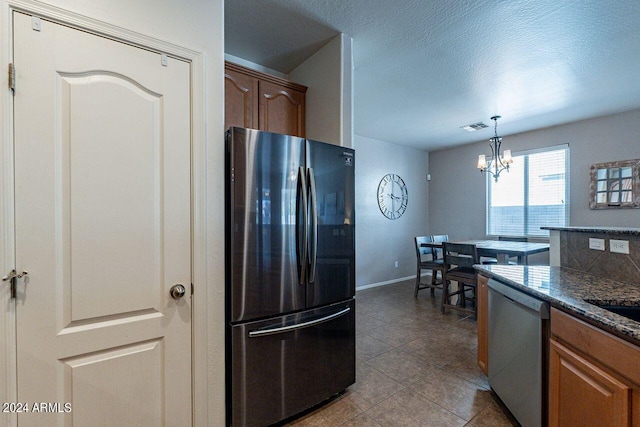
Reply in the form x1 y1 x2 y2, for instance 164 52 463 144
12 11 192 426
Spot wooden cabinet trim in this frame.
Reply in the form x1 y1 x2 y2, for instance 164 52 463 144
224 71 251 94
551 307 640 386
225 61 307 93
477 274 488 375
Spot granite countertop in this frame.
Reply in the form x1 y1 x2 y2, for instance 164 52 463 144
541 226 640 235
475 264 640 345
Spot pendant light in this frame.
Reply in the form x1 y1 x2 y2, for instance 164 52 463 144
477 115 513 182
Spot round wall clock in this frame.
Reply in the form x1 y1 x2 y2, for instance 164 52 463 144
377 173 408 220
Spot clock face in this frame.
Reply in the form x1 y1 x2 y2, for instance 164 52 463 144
377 173 408 220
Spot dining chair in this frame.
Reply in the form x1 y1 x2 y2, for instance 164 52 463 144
428 234 449 296
414 236 445 298
499 235 528 264
442 242 479 319
430 234 449 262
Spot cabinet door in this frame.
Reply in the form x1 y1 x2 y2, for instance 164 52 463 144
225 67 257 130
259 80 305 137
549 339 631 427
477 274 488 374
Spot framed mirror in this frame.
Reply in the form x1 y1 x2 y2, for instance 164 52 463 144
589 159 640 209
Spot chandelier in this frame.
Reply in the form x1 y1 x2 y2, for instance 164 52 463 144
477 115 513 182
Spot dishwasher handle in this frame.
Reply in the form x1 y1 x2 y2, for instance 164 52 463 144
488 279 550 319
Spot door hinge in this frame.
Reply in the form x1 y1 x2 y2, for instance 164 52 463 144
191 283 194 296
8 63 15 94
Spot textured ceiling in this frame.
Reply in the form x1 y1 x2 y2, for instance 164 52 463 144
225 0 640 151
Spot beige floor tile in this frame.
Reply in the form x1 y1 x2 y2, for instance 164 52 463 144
346 362 405 410
366 348 438 384
356 333 394 361
355 313 387 334
439 350 490 389
466 395 520 426
340 412 383 426
286 394 362 427
365 323 429 347
285 279 516 426
408 368 495 421
365 388 467 427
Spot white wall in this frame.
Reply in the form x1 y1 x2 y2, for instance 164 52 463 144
429 109 640 248
1 0 226 424
290 34 353 148
355 134 430 288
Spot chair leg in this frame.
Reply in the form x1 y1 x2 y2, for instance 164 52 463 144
441 280 448 314
459 283 478 319
414 267 421 297
430 269 436 296
473 286 477 320
461 283 470 307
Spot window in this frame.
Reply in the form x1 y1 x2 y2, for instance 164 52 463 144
486 145 569 238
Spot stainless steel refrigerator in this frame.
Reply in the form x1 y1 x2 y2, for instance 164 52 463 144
225 127 356 427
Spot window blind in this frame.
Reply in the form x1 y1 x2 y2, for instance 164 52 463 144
486 145 569 237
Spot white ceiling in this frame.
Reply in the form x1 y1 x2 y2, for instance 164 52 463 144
225 0 640 151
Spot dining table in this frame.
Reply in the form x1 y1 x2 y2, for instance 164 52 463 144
422 239 550 265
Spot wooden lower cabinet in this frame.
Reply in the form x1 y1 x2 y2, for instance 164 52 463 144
549 308 640 426
477 274 488 375
549 339 631 426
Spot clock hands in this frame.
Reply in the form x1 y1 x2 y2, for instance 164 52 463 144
391 191 395 214
387 187 407 216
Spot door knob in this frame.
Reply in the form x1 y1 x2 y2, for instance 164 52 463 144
170 284 186 300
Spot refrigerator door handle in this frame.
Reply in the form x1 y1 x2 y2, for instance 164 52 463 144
248 307 350 337
297 166 308 285
307 167 318 283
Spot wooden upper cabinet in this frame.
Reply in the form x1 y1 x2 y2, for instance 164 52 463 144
224 66 257 129
224 61 306 137
258 80 305 137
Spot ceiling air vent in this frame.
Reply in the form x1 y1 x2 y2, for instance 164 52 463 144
460 122 488 132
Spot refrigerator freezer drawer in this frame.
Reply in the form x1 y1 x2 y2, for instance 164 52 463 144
229 299 355 427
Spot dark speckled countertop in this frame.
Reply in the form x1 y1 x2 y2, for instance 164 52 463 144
475 265 640 346
541 226 640 235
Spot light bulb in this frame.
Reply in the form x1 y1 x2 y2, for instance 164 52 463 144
477 154 487 170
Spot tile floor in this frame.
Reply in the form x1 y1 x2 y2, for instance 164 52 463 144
286 279 519 426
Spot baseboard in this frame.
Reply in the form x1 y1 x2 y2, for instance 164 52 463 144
356 272 432 291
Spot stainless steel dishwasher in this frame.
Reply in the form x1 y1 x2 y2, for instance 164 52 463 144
488 279 550 427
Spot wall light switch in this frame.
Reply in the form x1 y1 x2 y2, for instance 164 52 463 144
588 238 605 251
610 239 630 254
